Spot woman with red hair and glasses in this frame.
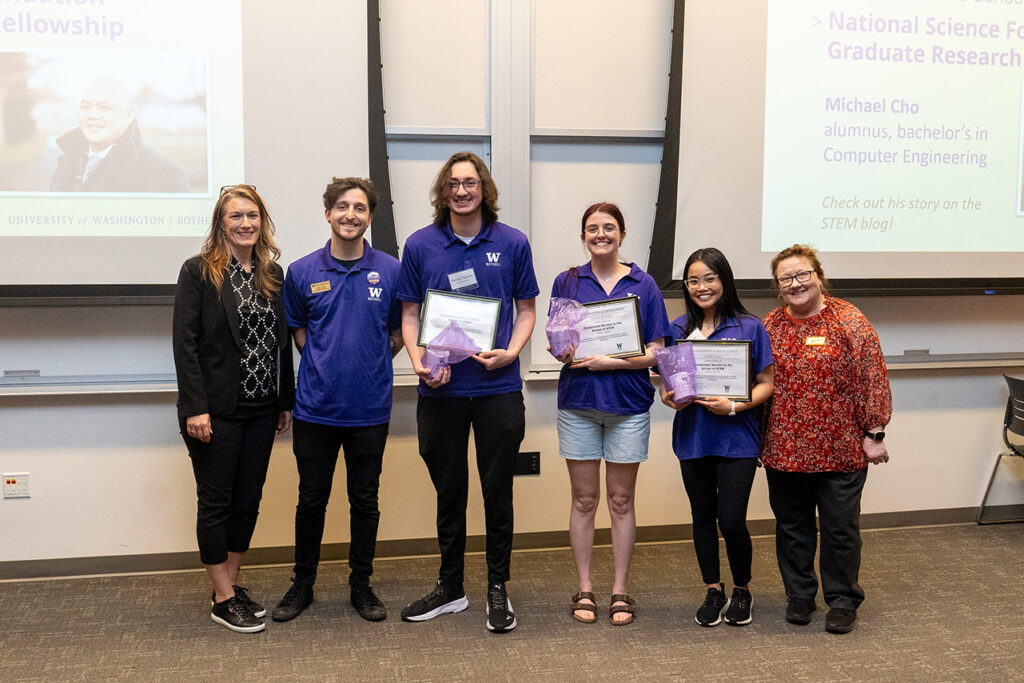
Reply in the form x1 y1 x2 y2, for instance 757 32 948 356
762 244 891 635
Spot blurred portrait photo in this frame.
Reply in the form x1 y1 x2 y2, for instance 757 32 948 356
0 50 210 194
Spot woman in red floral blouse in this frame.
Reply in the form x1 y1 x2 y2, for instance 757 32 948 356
762 244 891 635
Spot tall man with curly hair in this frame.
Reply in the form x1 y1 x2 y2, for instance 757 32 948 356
397 152 538 633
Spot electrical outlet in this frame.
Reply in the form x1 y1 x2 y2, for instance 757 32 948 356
514 451 541 476
3 472 30 499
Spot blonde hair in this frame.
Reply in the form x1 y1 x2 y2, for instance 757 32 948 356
199 185 282 298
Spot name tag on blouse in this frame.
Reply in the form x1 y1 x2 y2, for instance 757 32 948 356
805 336 826 346
311 281 331 294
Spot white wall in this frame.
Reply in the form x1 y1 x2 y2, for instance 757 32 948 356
1 298 1021 563
2 0 1023 565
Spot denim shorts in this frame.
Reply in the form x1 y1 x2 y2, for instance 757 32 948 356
557 408 650 463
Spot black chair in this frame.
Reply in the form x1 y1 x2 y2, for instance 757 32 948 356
977 374 1024 524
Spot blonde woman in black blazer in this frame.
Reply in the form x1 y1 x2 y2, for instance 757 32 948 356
173 184 294 633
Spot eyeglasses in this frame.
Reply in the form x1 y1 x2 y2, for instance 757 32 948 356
776 270 814 287
220 184 257 195
684 273 719 289
448 178 481 191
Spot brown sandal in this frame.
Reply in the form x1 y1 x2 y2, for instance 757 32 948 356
609 593 636 625
571 591 598 623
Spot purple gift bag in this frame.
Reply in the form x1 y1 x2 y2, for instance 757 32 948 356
653 343 697 404
423 321 481 379
545 297 589 357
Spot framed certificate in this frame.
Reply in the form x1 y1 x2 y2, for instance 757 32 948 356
573 296 644 361
687 339 752 401
417 289 501 351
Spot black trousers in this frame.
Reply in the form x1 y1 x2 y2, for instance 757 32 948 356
416 391 525 588
766 467 868 610
291 418 388 587
679 456 758 587
182 402 277 566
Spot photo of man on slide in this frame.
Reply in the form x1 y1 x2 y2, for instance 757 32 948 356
0 50 210 195
50 77 189 193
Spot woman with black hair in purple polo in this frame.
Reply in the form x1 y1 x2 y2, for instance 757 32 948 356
660 248 774 628
550 202 670 626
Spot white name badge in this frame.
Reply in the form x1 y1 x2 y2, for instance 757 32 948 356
805 336 826 346
447 268 479 292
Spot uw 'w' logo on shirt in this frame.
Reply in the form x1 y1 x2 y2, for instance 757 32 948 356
368 272 385 301
485 252 501 266
367 271 383 301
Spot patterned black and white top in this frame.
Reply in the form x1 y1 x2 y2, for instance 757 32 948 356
228 259 278 401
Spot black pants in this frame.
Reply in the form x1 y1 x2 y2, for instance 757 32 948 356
182 402 277 566
679 456 758 587
766 467 868 610
291 418 389 587
417 391 525 588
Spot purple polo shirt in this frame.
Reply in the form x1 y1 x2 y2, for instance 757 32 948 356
397 221 540 397
552 262 671 415
284 239 401 427
668 314 774 460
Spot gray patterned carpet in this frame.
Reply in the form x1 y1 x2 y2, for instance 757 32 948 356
2 524 1023 682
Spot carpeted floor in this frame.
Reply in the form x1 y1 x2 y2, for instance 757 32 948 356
2 524 1023 682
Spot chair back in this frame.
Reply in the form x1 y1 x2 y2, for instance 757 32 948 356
1004 374 1024 457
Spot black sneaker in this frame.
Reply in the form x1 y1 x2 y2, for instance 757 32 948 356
272 579 314 622
825 607 857 634
695 585 729 627
210 594 265 633
785 597 816 625
351 583 387 622
233 585 266 618
485 583 517 633
400 580 468 622
723 587 752 626
210 585 266 618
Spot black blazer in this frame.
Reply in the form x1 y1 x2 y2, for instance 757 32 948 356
172 255 295 418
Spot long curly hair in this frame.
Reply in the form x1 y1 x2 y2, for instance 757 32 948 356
199 184 282 298
430 151 499 227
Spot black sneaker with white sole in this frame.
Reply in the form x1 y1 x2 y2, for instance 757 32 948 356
210 585 267 618
211 594 265 633
400 580 468 622
233 585 266 618
485 582 517 633
695 585 729 627
723 587 752 626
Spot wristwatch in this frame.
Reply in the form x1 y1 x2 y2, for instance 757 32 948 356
865 430 885 441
